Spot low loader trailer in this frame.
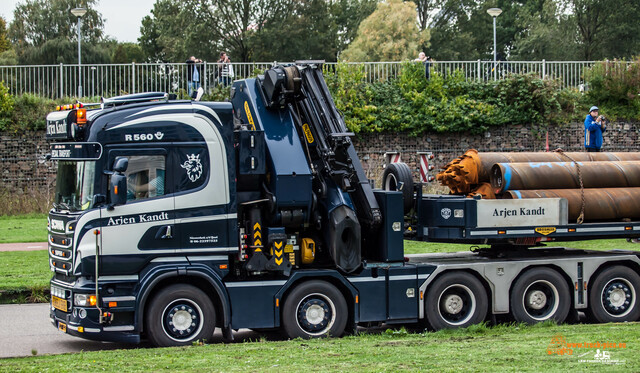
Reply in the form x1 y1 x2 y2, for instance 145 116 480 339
45 62 640 347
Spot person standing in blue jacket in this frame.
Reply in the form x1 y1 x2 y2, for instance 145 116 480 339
584 106 606 152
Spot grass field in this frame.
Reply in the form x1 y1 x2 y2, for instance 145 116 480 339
0 322 636 371
0 214 48 243
0 250 50 303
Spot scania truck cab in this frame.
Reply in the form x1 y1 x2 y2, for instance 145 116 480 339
45 63 640 347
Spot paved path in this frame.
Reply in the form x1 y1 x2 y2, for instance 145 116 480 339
0 303 267 358
0 242 47 252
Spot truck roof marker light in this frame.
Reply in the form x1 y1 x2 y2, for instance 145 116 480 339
568 228 576 232
498 230 506 235
219 264 228 270
625 226 633 231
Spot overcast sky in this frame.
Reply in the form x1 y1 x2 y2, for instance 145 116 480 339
1 0 156 43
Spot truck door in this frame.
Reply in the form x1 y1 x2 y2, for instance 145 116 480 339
100 150 177 273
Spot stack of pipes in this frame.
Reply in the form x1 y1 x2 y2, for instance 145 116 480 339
437 149 640 222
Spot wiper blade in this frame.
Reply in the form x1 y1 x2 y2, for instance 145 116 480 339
53 202 73 212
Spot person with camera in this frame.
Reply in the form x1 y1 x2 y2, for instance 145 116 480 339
584 106 607 152
186 56 202 96
217 52 234 86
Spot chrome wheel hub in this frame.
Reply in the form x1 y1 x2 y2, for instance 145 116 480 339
602 278 635 316
527 290 548 310
443 294 464 314
305 304 326 326
171 309 195 331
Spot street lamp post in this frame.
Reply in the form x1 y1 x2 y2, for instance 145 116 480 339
71 7 87 97
487 7 502 81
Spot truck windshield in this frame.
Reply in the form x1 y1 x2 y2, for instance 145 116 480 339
54 161 96 211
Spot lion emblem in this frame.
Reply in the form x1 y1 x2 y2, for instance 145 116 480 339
181 154 203 182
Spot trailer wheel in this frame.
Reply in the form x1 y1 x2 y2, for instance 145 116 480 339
282 281 347 339
510 267 570 324
382 162 414 213
425 271 488 330
586 265 640 323
145 284 216 347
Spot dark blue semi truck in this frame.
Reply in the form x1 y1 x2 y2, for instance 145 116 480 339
45 62 640 347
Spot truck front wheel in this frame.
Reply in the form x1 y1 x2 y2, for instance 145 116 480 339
425 271 488 330
282 281 347 339
145 284 216 347
587 265 640 323
510 267 570 324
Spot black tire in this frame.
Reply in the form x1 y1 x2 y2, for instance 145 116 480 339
382 162 414 213
282 280 348 339
425 271 488 330
510 267 570 324
145 284 216 347
586 265 640 323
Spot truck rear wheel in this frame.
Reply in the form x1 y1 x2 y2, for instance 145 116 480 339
425 271 488 330
510 267 570 324
586 265 640 323
382 162 414 213
145 284 216 347
282 281 347 339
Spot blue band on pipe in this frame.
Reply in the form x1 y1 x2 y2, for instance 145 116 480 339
503 164 512 192
513 190 522 199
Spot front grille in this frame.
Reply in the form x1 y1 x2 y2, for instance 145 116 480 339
55 273 76 284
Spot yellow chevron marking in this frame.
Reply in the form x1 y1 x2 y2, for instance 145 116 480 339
254 248 262 252
275 258 283 265
274 241 283 249
253 222 261 230
254 231 262 239
275 249 283 257
254 239 262 246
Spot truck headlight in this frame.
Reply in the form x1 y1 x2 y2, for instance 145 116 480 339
74 294 97 307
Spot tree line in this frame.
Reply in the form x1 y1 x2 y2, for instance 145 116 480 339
0 0 638 65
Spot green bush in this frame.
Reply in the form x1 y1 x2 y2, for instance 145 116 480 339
586 58 640 119
327 61 575 135
0 81 15 130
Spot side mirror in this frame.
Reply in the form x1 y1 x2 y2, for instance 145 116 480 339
109 174 127 209
113 157 129 173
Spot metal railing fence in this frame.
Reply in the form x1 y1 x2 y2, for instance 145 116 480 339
0 60 629 99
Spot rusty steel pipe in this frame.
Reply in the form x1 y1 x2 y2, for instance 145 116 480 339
504 188 640 222
438 149 640 195
491 161 640 194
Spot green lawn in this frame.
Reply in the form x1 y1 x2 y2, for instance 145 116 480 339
0 322 637 371
0 250 50 303
0 214 48 243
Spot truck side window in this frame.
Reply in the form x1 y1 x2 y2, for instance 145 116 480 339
122 155 166 201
